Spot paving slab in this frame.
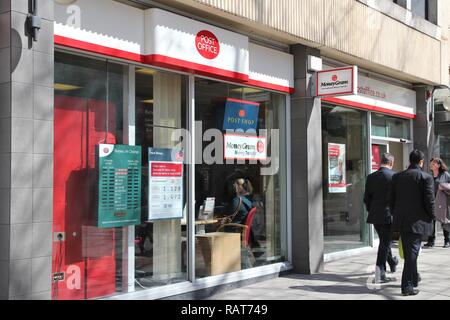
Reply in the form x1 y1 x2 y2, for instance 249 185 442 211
208 231 450 300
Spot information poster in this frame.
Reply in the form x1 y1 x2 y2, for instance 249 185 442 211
98 144 142 228
371 144 381 172
148 148 184 220
328 143 346 193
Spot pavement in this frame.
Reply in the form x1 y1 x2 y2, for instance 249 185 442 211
207 232 450 300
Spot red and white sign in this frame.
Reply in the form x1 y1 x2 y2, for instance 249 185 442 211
144 8 249 81
224 134 267 161
328 143 346 193
322 70 416 119
151 162 183 177
54 1 295 93
371 145 381 172
195 30 220 60
316 66 358 97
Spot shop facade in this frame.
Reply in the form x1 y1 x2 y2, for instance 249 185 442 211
0 0 446 300
50 0 294 299
320 64 416 257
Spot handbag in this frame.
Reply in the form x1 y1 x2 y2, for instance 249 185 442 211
218 196 243 227
398 237 404 260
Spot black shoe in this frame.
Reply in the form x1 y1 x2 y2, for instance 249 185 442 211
402 289 419 296
422 242 434 248
374 276 394 284
389 256 399 273
444 242 450 248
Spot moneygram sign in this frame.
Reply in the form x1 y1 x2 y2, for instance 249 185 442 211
316 66 358 97
224 134 267 161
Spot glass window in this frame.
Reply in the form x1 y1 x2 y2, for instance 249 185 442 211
322 104 369 253
411 0 428 19
194 78 287 277
371 113 411 139
134 67 188 289
53 52 126 299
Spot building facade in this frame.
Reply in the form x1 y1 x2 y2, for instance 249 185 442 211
0 0 448 300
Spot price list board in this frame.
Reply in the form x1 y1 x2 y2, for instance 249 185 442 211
148 148 184 220
98 144 142 228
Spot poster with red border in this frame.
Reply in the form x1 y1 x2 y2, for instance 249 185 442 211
371 144 381 172
148 148 184 220
328 143 346 193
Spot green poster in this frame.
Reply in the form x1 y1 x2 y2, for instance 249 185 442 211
98 144 142 228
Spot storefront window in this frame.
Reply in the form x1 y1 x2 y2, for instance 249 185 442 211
53 52 126 299
194 78 287 277
134 67 188 289
371 113 411 139
322 105 369 253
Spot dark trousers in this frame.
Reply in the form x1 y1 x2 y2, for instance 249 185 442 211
427 220 450 244
374 224 395 277
400 231 422 292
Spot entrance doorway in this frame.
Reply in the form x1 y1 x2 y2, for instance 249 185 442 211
371 139 411 173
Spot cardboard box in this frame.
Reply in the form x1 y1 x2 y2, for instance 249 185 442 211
196 232 241 276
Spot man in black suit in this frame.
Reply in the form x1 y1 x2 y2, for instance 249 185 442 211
390 150 435 296
364 153 399 283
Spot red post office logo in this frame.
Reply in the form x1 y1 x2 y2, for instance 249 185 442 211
332 75 338 81
195 30 220 60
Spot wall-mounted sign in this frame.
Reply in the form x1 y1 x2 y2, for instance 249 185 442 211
316 66 358 97
328 143 346 193
224 134 267 161
148 148 184 220
223 98 259 132
98 144 142 228
196 30 220 60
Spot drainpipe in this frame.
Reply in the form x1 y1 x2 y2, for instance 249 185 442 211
27 0 41 42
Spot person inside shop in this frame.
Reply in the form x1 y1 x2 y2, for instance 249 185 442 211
423 157 450 248
230 178 254 224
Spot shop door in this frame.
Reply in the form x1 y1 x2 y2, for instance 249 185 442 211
53 95 117 299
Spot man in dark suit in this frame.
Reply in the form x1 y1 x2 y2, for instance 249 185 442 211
364 153 399 283
391 150 435 296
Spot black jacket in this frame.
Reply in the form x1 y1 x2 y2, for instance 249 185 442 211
390 164 435 235
364 167 395 225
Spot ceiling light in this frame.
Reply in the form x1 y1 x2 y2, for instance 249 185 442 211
54 83 82 91
141 99 154 104
230 87 264 94
136 68 156 75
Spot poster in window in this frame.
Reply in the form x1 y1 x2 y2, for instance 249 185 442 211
222 98 259 132
328 143 346 193
98 144 142 228
371 144 381 172
148 147 184 220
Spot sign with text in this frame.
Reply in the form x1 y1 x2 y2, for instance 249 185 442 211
224 134 267 161
316 66 358 97
328 143 346 193
223 98 260 132
148 148 184 220
98 144 142 228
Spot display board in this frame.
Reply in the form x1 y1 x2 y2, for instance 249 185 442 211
328 143 346 193
148 148 184 220
98 144 142 228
